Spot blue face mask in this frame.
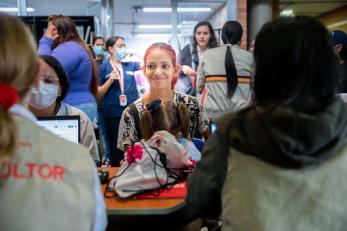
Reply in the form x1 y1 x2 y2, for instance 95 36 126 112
116 47 127 60
93 46 105 56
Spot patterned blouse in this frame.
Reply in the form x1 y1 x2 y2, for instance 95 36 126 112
117 91 210 150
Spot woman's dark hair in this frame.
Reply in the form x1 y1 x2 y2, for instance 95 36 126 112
93 36 105 46
106 36 124 52
253 16 341 112
222 21 243 97
40 55 69 103
48 15 98 97
140 100 190 140
192 21 218 54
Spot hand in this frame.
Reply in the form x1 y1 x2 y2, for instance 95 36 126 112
182 65 194 76
44 22 59 40
110 71 119 81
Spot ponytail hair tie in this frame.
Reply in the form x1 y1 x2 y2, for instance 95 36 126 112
146 99 161 113
0 84 19 109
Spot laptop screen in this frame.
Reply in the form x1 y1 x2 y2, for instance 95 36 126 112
37 115 80 144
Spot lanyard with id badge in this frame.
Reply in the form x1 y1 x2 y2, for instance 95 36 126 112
110 60 127 106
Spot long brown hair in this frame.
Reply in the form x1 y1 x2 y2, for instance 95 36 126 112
140 100 190 140
0 13 38 162
48 15 98 96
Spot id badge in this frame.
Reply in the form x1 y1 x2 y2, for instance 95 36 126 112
119 94 127 106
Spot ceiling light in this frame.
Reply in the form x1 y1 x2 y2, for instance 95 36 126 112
136 33 182 38
143 7 171 13
280 9 294 16
0 7 35 12
138 24 182 29
142 7 211 13
178 8 211 13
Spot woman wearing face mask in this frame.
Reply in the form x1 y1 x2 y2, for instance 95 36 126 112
98 36 140 167
29 55 100 163
92 36 107 65
92 36 111 166
176 21 218 96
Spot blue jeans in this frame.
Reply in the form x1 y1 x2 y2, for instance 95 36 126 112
74 102 97 123
97 109 110 160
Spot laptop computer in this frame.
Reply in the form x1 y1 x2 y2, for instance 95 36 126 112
37 115 81 144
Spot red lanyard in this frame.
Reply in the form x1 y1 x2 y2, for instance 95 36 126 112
109 60 124 94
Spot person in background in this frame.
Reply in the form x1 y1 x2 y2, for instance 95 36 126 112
117 42 210 156
176 21 218 96
92 36 111 166
331 30 347 94
196 20 254 119
98 36 140 167
38 15 98 124
186 16 347 230
29 55 100 164
0 13 106 231
92 36 107 65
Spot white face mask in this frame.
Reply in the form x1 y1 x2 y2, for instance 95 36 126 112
29 82 59 110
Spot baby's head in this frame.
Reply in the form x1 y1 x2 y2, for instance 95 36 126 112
140 99 190 140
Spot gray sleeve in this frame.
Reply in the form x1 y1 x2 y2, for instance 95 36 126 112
80 113 100 162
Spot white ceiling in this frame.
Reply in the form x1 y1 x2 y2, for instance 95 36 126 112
1 0 346 50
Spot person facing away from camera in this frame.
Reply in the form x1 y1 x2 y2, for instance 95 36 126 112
186 16 347 231
0 13 106 231
196 20 254 120
140 99 201 162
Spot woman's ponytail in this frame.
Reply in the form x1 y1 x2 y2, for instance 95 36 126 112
0 107 17 163
225 45 238 98
140 109 153 140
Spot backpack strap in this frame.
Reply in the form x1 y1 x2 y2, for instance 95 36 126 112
129 103 142 140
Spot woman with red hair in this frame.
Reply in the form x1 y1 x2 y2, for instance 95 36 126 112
117 43 210 166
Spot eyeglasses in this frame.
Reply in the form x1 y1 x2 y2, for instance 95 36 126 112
41 76 59 85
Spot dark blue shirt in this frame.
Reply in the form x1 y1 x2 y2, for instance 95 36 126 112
98 61 140 118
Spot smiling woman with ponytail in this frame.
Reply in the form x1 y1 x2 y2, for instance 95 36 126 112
196 20 254 120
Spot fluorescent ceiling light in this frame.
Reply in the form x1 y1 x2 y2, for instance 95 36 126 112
138 24 182 29
280 9 294 16
327 20 347 29
178 8 211 13
136 33 182 38
0 7 35 12
143 7 211 13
